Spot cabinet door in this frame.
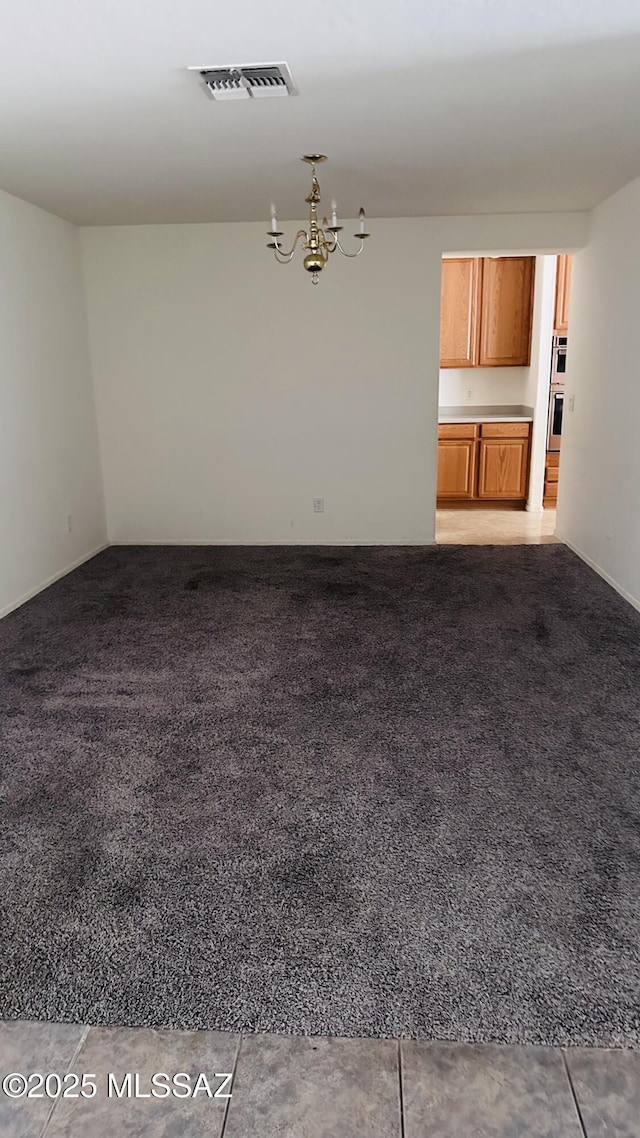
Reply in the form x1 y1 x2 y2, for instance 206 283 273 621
478 437 530 499
478 256 535 367
437 439 478 498
440 258 482 368
554 254 572 333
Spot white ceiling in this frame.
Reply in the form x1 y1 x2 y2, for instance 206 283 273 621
2 0 640 225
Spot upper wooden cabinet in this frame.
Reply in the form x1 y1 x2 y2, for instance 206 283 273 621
554 254 572 334
440 256 535 368
478 256 535 367
440 258 482 368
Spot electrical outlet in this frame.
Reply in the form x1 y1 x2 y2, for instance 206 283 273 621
568 394 575 412
466 388 473 402
65 514 73 534
313 497 324 514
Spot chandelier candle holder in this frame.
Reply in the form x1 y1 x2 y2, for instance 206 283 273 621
267 155 370 284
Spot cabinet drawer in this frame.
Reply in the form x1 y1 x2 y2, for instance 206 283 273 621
438 423 479 440
481 421 530 438
546 451 560 468
544 481 559 500
545 467 559 484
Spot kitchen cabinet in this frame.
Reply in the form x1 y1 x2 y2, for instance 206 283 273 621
544 450 560 507
440 258 481 368
437 420 531 504
554 254 572 334
436 424 478 498
477 423 530 499
440 256 535 368
478 257 535 367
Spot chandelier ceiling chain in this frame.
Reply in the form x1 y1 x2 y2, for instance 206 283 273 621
266 155 370 284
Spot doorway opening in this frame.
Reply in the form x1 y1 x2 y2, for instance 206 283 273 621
435 252 572 544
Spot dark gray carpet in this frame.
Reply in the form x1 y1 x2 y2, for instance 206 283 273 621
1 544 640 1046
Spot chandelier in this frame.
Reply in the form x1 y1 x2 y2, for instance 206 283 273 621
267 155 370 284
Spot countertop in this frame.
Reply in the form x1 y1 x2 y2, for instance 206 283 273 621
438 404 534 423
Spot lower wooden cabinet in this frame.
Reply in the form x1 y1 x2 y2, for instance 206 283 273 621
436 423 478 499
437 420 531 504
544 450 560 507
477 422 530 499
437 439 478 498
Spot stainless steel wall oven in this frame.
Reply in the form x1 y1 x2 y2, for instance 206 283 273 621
547 336 566 451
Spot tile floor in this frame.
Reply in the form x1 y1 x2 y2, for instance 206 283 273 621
1 1020 639 1137
436 507 558 545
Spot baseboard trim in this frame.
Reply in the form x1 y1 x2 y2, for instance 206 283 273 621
110 539 437 547
557 533 640 614
0 542 109 620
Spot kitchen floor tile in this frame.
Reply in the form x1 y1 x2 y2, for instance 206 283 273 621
0 1020 86 1138
565 1047 640 1137
401 1041 584 1137
223 1033 400 1138
436 507 558 545
42 1025 238 1138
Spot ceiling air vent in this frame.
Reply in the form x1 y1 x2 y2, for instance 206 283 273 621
190 63 297 101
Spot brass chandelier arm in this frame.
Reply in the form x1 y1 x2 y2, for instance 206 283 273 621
271 230 308 262
273 248 297 264
334 234 369 258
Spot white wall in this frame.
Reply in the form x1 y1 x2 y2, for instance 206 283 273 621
439 367 528 408
0 189 106 617
556 177 640 610
82 212 587 545
525 255 557 512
